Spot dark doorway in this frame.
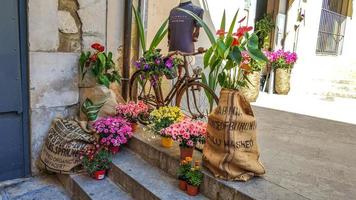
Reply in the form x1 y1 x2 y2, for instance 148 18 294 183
0 0 30 181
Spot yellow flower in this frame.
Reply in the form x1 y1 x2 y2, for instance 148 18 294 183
185 157 193 162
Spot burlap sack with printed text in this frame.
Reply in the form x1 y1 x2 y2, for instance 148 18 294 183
203 89 265 181
39 118 96 174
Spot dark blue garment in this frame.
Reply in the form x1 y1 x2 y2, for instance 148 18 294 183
168 2 204 53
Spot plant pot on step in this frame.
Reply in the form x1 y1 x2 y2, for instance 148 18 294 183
179 180 187 191
109 146 120 154
180 146 194 160
92 170 106 180
186 184 199 196
240 71 261 102
161 137 174 148
275 68 291 95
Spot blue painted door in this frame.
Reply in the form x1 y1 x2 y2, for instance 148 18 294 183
0 0 30 181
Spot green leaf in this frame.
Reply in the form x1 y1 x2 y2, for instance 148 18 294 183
204 47 213 68
132 6 147 52
247 47 268 62
224 60 234 70
247 33 259 50
149 18 169 51
229 46 242 64
177 8 216 45
218 72 226 87
228 10 239 35
219 10 226 34
98 74 110 88
217 39 227 58
98 53 106 70
108 52 113 60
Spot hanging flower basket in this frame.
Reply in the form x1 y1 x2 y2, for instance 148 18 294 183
241 71 261 102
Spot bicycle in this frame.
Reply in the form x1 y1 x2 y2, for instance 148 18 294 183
129 48 219 122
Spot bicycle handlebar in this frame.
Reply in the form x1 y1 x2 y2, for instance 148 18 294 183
167 47 207 57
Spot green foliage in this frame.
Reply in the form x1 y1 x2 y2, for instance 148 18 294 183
186 169 203 187
255 14 275 49
80 50 121 88
177 162 191 181
82 148 111 175
81 98 106 121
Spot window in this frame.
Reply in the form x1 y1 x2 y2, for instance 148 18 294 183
316 0 350 55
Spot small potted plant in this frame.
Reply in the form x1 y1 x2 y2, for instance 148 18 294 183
81 98 106 130
116 101 149 131
163 119 207 159
149 106 184 148
177 157 193 191
186 161 203 196
81 145 112 180
266 50 298 94
93 116 133 154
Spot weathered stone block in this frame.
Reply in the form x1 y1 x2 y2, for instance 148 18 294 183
30 106 78 174
78 0 106 36
28 0 59 51
30 52 79 109
58 10 79 34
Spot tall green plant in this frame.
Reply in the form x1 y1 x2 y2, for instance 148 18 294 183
133 6 169 53
178 8 267 92
255 14 275 49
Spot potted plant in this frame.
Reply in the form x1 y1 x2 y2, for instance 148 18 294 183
266 50 298 94
239 51 267 102
162 119 207 159
79 43 121 88
149 106 184 148
186 160 203 196
81 98 106 130
93 116 133 154
177 157 193 191
116 101 149 131
81 145 112 180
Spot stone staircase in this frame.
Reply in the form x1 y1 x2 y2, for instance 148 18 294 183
58 126 306 200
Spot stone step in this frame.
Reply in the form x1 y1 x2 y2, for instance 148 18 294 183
57 173 132 200
127 126 308 200
108 148 208 200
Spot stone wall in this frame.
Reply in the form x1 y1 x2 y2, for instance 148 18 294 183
28 0 115 174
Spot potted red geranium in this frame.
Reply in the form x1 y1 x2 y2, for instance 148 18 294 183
116 101 149 131
93 116 133 154
81 145 111 180
162 119 207 159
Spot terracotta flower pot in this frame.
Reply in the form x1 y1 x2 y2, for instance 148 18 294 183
180 146 194 160
93 170 106 180
179 180 187 191
186 184 199 196
131 122 138 132
109 146 120 154
161 137 173 148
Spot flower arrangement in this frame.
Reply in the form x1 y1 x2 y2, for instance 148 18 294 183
93 116 133 154
241 51 267 73
79 43 121 88
134 49 181 84
116 101 149 123
150 106 184 133
177 157 193 191
81 144 112 180
162 119 207 148
186 160 203 196
266 49 298 70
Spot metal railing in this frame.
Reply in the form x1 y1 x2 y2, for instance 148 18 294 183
316 2 347 55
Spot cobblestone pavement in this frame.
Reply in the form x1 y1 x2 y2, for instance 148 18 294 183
0 175 69 200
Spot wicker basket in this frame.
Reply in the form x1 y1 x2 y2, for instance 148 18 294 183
241 71 261 102
275 68 291 95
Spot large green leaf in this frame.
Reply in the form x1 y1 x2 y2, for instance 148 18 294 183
98 74 110 88
217 39 227 58
247 33 259 50
149 18 169 51
229 46 242 64
177 8 216 45
204 47 213 68
228 10 239 35
98 53 106 70
247 46 268 62
132 6 147 52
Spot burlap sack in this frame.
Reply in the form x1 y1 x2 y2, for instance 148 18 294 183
79 85 125 121
39 118 96 174
203 89 265 181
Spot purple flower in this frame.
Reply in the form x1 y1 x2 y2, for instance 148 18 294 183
134 61 141 69
144 64 150 70
155 59 161 65
165 58 173 69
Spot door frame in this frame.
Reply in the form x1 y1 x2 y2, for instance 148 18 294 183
18 0 31 177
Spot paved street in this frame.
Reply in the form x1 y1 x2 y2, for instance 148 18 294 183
254 106 356 200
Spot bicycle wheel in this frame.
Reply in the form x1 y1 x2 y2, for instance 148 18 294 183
129 70 157 125
175 81 218 121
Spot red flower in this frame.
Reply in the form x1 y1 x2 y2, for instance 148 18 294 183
232 37 240 46
98 46 105 52
90 54 97 62
234 26 253 38
91 43 102 50
216 29 227 37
